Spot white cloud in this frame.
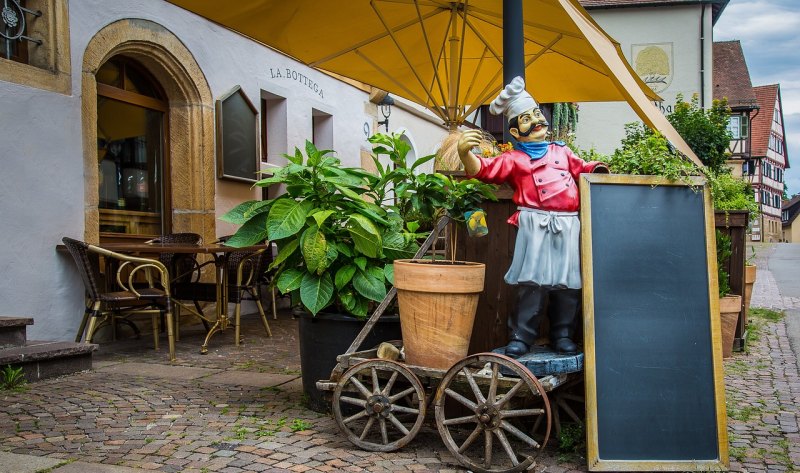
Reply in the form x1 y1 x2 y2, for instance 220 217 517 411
715 1 800 42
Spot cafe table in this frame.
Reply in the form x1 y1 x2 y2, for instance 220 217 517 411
96 242 271 354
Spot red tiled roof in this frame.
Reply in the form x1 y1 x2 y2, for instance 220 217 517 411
713 41 757 109
750 84 779 158
578 0 729 23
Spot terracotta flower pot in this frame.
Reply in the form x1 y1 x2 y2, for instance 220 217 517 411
394 259 485 369
743 264 757 320
718 294 742 359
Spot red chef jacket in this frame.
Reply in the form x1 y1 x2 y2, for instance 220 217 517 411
468 144 604 226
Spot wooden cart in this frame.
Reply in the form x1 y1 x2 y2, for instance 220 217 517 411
316 218 582 473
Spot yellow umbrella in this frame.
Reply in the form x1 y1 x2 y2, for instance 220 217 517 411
168 0 701 166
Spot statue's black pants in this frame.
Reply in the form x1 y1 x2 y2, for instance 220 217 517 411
509 285 581 346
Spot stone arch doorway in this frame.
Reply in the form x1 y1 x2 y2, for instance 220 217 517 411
81 19 215 244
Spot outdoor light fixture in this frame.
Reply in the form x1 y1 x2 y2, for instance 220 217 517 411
377 95 394 132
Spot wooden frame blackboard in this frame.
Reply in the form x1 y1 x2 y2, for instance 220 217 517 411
580 174 728 471
216 86 259 183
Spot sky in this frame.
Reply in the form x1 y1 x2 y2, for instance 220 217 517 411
714 0 800 197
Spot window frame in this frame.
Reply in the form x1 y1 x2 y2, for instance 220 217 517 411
96 58 171 241
0 0 71 95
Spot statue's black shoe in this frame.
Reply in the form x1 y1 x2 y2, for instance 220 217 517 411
552 337 579 354
505 339 530 358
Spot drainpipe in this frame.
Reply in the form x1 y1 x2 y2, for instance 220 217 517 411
700 4 706 108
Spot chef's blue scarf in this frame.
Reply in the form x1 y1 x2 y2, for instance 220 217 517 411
515 141 565 160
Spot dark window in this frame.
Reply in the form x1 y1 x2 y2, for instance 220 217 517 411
260 98 268 163
1 0 32 64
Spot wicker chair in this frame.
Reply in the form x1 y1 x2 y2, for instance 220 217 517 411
148 232 203 285
227 247 274 344
62 237 177 361
181 236 276 346
148 233 212 332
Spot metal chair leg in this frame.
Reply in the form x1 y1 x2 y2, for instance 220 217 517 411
84 301 102 344
76 304 92 342
271 287 277 320
255 296 272 337
174 304 181 342
152 313 160 351
234 301 242 346
165 301 176 362
194 300 211 332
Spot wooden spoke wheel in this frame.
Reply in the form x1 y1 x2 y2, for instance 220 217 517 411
333 359 426 452
434 353 551 473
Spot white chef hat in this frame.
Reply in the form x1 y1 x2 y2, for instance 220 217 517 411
489 76 538 122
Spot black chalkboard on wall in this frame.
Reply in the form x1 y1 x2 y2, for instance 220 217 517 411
216 86 259 183
579 174 728 471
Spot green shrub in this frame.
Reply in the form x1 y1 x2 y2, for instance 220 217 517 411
706 168 759 217
716 230 732 297
667 94 732 172
606 123 699 183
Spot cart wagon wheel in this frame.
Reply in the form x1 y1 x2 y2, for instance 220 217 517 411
333 359 426 452
434 353 551 473
532 377 584 439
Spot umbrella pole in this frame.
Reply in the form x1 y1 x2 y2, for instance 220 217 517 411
503 0 525 143
449 5 459 126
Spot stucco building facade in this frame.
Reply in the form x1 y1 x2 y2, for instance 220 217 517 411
0 0 447 340
750 84 789 242
574 0 728 154
782 195 800 243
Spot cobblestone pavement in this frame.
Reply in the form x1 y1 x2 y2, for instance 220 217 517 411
1 247 799 472
729 244 800 473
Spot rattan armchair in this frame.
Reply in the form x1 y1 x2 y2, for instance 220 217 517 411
148 233 214 334
228 248 274 344
176 236 276 346
62 237 177 361
147 233 203 281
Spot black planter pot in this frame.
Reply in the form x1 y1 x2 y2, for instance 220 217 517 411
297 310 402 413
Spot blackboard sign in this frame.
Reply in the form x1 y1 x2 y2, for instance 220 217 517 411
216 86 259 183
579 174 728 471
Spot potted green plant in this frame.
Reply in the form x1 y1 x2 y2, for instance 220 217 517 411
222 140 421 411
393 173 497 370
366 132 498 369
224 133 497 409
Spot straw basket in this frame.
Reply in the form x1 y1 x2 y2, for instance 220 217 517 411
394 259 485 370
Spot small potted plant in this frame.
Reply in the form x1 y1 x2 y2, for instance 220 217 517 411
367 132 498 369
393 173 498 370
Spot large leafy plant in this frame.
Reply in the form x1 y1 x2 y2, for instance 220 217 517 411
222 141 420 318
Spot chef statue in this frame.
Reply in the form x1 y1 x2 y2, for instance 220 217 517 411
457 76 608 357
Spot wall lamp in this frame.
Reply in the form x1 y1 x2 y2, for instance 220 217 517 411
377 95 395 132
